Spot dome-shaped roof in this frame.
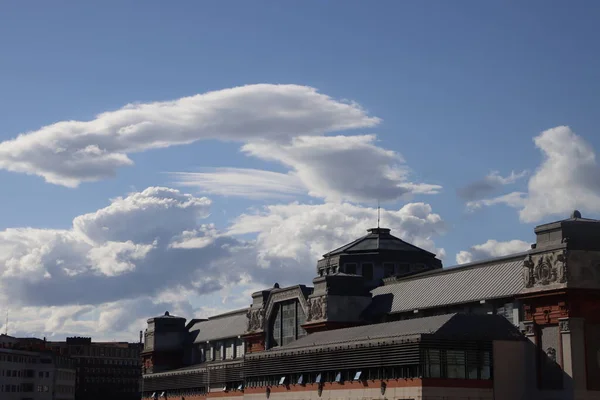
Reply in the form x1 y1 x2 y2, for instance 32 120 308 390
322 227 437 258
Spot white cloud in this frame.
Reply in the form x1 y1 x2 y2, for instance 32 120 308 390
240 135 442 202
0 187 239 309
466 126 600 222
229 201 446 284
170 168 306 200
467 191 527 211
0 186 446 340
455 239 531 264
0 84 379 187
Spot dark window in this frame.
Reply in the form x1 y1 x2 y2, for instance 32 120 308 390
214 341 222 360
361 263 374 280
269 300 307 348
383 263 395 277
425 349 441 378
446 350 466 378
345 263 357 274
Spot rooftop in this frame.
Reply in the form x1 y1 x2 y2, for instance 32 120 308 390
256 313 522 355
368 252 526 316
189 308 248 344
322 227 437 258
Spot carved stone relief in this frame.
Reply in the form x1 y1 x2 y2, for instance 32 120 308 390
246 307 265 332
523 251 568 289
564 251 600 288
306 296 327 322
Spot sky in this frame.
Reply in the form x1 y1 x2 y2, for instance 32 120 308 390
1 1 600 341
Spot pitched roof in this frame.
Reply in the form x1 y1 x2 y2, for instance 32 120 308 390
258 313 522 354
368 253 526 315
323 227 436 257
189 308 248 344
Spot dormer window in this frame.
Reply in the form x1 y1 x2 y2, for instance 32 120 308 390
269 300 307 348
345 263 357 274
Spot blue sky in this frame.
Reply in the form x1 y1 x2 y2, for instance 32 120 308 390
1 1 600 339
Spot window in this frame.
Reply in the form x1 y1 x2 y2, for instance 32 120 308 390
425 349 441 378
446 350 466 378
269 300 307 347
383 263 395 277
214 341 222 360
345 263 357 274
362 263 374 281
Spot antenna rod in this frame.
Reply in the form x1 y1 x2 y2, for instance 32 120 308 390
5 310 8 335
377 200 381 228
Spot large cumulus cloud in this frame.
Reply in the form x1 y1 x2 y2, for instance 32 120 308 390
0 187 446 340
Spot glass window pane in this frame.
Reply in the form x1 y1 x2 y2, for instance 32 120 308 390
447 350 466 379
270 304 281 347
426 349 441 378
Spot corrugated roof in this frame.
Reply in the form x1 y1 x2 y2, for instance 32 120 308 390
257 313 522 355
369 254 525 315
189 309 248 343
323 228 435 257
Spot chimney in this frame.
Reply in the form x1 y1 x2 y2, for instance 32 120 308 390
139 330 143 344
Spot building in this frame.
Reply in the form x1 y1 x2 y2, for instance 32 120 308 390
47 337 142 400
0 340 76 400
140 212 600 400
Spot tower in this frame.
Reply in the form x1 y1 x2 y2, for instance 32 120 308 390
140 311 187 374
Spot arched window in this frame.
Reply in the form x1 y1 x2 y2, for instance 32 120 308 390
269 300 307 348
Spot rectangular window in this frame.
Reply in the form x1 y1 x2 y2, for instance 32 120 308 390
281 301 296 346
446 350 466 379
466 350 479 379
271 304 281 347
214 341 222 360
362 263 374 281
345 263 357 274
383 263 395 277
426 349 441 378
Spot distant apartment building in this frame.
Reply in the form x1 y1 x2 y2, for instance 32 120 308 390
0 336 76 400
46 337 142 400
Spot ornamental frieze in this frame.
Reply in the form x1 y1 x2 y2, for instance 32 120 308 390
306 296 327 322
523 250 568 289
246 307 265 332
